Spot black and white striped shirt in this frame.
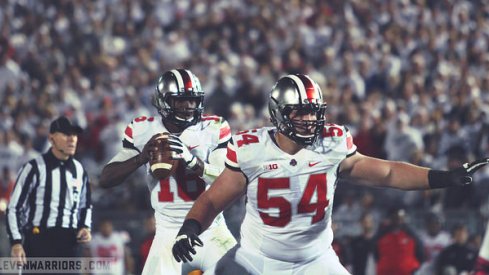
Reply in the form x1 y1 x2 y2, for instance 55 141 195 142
6 149 92 244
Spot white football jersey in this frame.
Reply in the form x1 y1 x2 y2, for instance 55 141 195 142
122 115 231 229
225 124 356 262
89 231 130 275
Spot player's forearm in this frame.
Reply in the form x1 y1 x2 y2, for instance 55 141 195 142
99 155 145 188
186 192 222 232
346 155 430 190
378 162 430 190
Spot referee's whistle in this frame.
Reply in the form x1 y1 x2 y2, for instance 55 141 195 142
32 227 40 234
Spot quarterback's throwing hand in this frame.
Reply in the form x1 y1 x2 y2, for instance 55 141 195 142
139 133 167 164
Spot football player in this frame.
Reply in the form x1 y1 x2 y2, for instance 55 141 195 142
172 74 489 274
86 219 134 274
99 69 236 275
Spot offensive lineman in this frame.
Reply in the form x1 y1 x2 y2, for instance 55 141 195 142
172 74 489 274
99 69 236 275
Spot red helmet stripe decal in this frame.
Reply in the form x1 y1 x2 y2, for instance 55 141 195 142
177 69 194 93
297 74 317 103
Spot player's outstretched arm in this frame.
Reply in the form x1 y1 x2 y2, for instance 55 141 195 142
172 167 247 263
339 153 489 190
99 134 161 188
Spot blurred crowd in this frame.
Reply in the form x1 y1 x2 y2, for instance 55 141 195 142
1 0 489 273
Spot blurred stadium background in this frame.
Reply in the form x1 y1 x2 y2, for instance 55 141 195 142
1 0 489 273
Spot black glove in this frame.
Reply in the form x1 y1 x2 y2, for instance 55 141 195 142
429 158 489 188
172 219 203 263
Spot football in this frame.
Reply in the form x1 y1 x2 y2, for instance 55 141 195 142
149 134 178 180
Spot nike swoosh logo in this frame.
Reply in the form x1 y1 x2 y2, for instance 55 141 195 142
188 145 199 150
309 161 321 167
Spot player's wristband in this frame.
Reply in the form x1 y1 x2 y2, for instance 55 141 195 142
178 219 202 236
428 170 454 189
187 156 198 170
204 163 222 178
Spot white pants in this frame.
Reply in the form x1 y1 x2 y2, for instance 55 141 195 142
142 223 236 275
206 244 351 275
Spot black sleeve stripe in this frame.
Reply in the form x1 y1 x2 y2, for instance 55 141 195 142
83 170 92 206
346 150 357 158
13 164 27 185
5 209 13 243
78 169 92 229
225 163 241 172
215 141 228 150
15 166 36 211
336 150 357 178
224 163 249 185
123 139 141 153
14 165 38 236
39 165 52 228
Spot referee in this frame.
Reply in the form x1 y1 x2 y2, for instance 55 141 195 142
6 116 92 264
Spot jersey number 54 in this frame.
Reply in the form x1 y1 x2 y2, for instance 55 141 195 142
257 173 329 227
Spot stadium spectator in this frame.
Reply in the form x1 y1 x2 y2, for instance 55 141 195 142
374 207 424 275
417 211 451 275
350 212 376 275
436 224 477 275
87 218 135 275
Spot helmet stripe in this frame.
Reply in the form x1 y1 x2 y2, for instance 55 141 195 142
297 74 318 103
178 69 194 93
170 69 184 92
287 74 307 104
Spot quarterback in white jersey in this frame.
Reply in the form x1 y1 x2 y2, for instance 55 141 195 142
100 69 236 275
172 74 489 275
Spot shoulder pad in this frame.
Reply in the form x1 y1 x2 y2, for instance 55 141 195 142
123 116 158 146
201 114 221 122
319 123 356 154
